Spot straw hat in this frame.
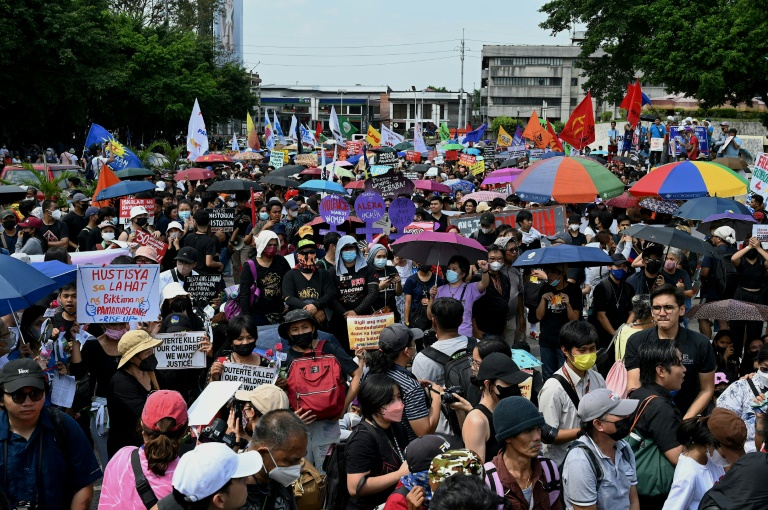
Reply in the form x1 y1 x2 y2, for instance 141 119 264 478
117 330 163 368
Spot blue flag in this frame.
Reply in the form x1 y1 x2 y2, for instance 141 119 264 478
85 123 143 171
641 91 652 106
273 112 286 145
513 126 524 146
462 123 487 144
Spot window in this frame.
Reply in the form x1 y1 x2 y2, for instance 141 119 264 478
493 57 563 66
491 97 562 106
571 78 579 86
347 105 362 115
392 104 407 119
570 98 579 107
422 104 432 118
493 77 562 87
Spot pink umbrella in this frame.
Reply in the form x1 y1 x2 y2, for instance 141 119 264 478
414 180 451 194
300 167 322 176
459 191 507 203
195 154 232 164
481 168 524 187
344 180 365 190
391 231 487 265
174 168 216 181
605 192 640 208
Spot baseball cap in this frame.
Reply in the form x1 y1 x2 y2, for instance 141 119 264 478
720 121 730 127
71 192 90 203
284 199 299 211
162 313 191 334
547 231 571 244
706 407 747 450
296 238 316 251
479 212 496 227
17 217 42 229
0 358 46 392
98 220 115 230
610 252 629 266
0 210 15 221
271 222 287 236
379 323 424 352
568 214 582 225
172 443 263 502
117 330 163 368
175 246 198 264
141 390 188 431
234 384 289 415
167 221 183 232
405 435 452 473
135 246 159 263
475 352 530 385
577 388 639 422
130 205 148 219
85 206 100 218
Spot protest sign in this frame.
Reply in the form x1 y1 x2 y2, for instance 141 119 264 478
405 151 421 162
528 149 545 160
402 171 419 180
319 195 350 233
346 140 363 156
470 160 485 175
347 313 395 349
376 151 399 166
404 221 435 234
155 331 206 369
650 138 664 152
270 150 285 169
669 126 709 156
508 145 527 159
434 156 444 165
134 229 168 262
186 274 222 304
388 197 416 240
355 192 385 242
374 214 391 237
370 165 390 176
428 150 438 161
294 153 318 167
751 153 768 199
445 150 459 161
222 362 278 391
119 198 155 225
458 154 476 167
753 224 768 242
77 264 161 323
482 145 496 164
519 370 533 400
188 381 241 426
449 206 566 237
205 208 235 232
364 168 415 197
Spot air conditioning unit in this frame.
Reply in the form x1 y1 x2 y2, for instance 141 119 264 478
393 123 399 128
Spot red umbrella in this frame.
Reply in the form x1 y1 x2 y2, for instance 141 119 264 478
300 167 322 176
344 180 365 190
195 154 233 164
605 192 639 208
174 168 216 181
413 180 451 194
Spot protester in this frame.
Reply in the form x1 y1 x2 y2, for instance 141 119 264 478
590 253 635 370
430 255 489 337
15 216 47 255
382 434 452 509
209 315 269 382
430 473 504 510
473 246 511 338
239 229 291 325
403 263 444 332
367 243 402 320
730 236 768 356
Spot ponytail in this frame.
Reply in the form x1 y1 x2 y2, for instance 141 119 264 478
143 417 187 476
366 348 400 375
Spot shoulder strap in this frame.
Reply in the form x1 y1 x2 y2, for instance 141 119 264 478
564 441 603 485
422 346 451 366
538 456 561 489
246 258 258 279
748 377 762 397
630 395 657 433
553 374 580 409
483 461 505 498
171 268 179 283
131 448 158 509
48 408 70 461
459 283 468 302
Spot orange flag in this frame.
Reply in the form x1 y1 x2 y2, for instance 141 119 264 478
559 92 596 150
545 119 564 152
92 164 121 207
522 111 553 149
621 79 642 128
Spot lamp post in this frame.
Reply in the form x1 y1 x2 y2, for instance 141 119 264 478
411 85 417 132
338 89 346 116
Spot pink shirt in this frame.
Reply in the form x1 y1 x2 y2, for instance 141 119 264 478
99 446 179 509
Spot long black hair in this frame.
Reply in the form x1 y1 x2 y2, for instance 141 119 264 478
357 374 399 420
214 315 259 358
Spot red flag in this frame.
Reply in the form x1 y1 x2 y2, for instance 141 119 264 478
92 164 121 208
621 79 642 128
315 121 322 142
465 121 472 132
559 92 596 150
545 119 564 152
522 111 553 149
620 82 636 110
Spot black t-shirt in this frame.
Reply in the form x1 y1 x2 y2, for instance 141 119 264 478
106 369 152 457
627 383 682 454
51 311 76 342
370 265 399 316
431 213 448 233
700 452 768 510
254 256 291 313
626 270 662 297
624 327 716 416
233 207 253 235
86 225 103 250
39 219 69 244
76 226 92 252
183 232 219 274
333 264 377 312
281 268 336 311
62 211 87 246
403 272 444 313
473 272 511 336
70 338 120 399
472 229 499 248
537 282 583 348
591 277 635 343
568 231 587 246
736 257 768 289
1 229 17 254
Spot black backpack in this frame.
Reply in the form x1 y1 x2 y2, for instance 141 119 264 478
713 253 738 299
322 440 349 510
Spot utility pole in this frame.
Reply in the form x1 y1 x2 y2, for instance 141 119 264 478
458 29 465 131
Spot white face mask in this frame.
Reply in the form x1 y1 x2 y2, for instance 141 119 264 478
50 210 62 220
348 414 362 428
266 449 302 486
101 232 115 241
489 261 503 272
226 201 237 208
708 447 730 468
481 227 491 234
288 210 298 218
569 224 580 231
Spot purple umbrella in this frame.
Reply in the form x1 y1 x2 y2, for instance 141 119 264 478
481 168 524 186
391 232 487 265
696 212 756 239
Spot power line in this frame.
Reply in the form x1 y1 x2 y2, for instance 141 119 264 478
234 38 461 50
254 56 458 68
240 49 458 58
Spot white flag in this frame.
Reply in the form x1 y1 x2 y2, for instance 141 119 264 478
329 106 345 145
187 98 209 160
413 116 428 153
381 124 405 147
288 115 298 141
231 133 239 152
273 111 287 145
327 144 338 182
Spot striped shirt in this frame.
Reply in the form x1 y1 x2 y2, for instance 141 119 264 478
386 365 430 442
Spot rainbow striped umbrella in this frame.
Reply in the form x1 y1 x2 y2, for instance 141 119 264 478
511 156 624 203
629 160 748 200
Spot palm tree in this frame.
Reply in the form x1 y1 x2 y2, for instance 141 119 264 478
17 163 74 202
136 140 185 173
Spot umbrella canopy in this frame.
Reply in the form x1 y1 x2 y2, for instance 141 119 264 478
195 154 232 164
613 157 636 165
411 164 431 174
299 167 322 176
499 158 519 168
442 143 465 151
329 167 355 179
442 179 475 193
394 142 414 151
115 167 154 180
673 197 750 221
587 155 608 165
270 165 305 177
511 156 625 203
696 212 756 239
174 168 216 181
629 160 749 199
0 185 30 203
30 260 77 286
413 180 451 194
511 244 613 268
462 148 481 156
540 151 565 160
206 179 264 193
260 175 300 188
638 197 683 214
369 146 396 153
391 232 487 266
589 150 608 156
685 299 768 321
622 224 719 256
605 192 640 208
232 152 263 161
481 168 524 186
298 180 347 196
0 255 61 316
344 180 366 190
95 180 157 201
712 157 748 170
459 191 507 204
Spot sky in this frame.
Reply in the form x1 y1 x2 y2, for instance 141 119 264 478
241 0 573 91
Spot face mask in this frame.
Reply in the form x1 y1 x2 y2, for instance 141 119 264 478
135 217 149 227
445 269 460 284
569 224 580 231
348 414 362 428
549 279 560 287
495 384 522 400
111 217 118 225
664 260 677 271
288 210 298 218
178 211 191 221
138 354 158 372
571 352 597 371
262 246 278 258
168 232 180 240
290 331 314 349
170 299 186 313
481 227 491 234
645 259 662 274
341 250 357 263
50 210 61 220
2 220 16 231
104 327 125 341
747 249 759 259
606 416 633 441
227 201 237 208
232 340 256 357
708 448 730 468
266 449 302 487
610 269 626 281
259 212 269 221
101 232 115 241
176 263 192 276
374 258 387 269
489 261 503 272
755 369 768 386
381 400 405 423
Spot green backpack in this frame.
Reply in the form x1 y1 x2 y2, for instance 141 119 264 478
626 395 676 497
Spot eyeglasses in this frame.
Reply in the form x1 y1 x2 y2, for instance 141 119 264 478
6 388 44 404
651 305 677 313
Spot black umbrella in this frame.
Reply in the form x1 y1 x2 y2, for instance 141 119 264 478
206 179 264 193
260 175 300 188
587 155 608 165
270 165 305 177
623 224 720 257
369 146 396 153
0 186 30 203
411 164 431 174
499 158 519 168
614 157 635 165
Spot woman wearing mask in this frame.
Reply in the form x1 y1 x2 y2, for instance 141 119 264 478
107 330 162 458
662 418 726 510
566 213 587 246
118 205 153 242
403 264 444 333
209 315 269 382
346 374 410 510
712 331 740 383
281 237 336 328
95 220 118 250
730 236 768 358
14 216 47 255
463 353 530 462
740 337 765 376
239 230 290 325
161 221 185 271
176 200 194 236
244 200 282 247
367 244 402 321
430 255 490 338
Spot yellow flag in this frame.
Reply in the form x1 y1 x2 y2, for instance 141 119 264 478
497 125 513 147
247 112 260 150
366 125 382 146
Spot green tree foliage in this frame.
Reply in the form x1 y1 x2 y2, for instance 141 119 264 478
426 86 448 92
491 116 522 136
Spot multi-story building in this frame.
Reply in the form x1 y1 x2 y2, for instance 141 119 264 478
381 89 465 136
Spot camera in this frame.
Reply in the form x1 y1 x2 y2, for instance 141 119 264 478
198 418 247 450
441 386 464 405
422 328 437 348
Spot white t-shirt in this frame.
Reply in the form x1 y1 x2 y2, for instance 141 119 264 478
662 454 725 510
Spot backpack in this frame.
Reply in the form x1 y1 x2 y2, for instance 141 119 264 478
561 439 633 489
223 259 259 320
85 157 95 180
713 253 738 299
293 457 327 510
484 456 561 509
286 340 346 420
322 441 349 510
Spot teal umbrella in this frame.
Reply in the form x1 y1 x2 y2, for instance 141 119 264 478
115 167 154 179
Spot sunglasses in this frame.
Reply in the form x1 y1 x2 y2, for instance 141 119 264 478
6 388 44 404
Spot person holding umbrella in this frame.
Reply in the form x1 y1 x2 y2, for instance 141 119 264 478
729 236 768 358
428 255 489 338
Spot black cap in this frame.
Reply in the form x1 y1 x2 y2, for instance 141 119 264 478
175 247 198 264
278 309 319 340
479 212 496 227
405 435 453 473
163 313 192 334
568 214 582 225
379 323 424 352
610 253 629 266
1 358 45 393
476 353 530 385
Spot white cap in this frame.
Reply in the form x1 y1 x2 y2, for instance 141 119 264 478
172 443 263 502
162 282 189 303
130 205 148 219
155 182 166 191
167 221 183 232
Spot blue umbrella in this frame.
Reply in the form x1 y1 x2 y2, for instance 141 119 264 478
696 212 756 239
512 349 542 369
397 151 407 157
95 180 157 201
673 197 750 221
443 179 475 192
512 244 613 268
298 179 348 196
540 151 565 159
30 261 77 286
462 148 481 156
0 255 61 316
346 154 362 165
589 150 608 155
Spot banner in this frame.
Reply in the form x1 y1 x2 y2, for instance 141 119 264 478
751 153 768 198
222 362 278 391
445 150 459 161
185 274 223 304
376 151 399 166
205 208 235 232
319 195 351 232
405 151 421 162
187 98 209 161
388 197 417 239
458 154 476 167
346 140 363 156
380 124 405 147
77 264 161 323
449 206 566 237
366 125 382 146
135 229 168 262
155 332 206 369
347 313 395 349
119 198 155 225
364 169 415 197
270 150 286 169
650 138 664 152
668 126 710 157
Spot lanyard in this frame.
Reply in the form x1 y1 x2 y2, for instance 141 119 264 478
563 367 590 395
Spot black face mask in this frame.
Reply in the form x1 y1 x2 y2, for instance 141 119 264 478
2 220 16 231
495 384 522 400
232 340 256 357
645 259 662 274
290 331 314 349
170 299 186 313
135 217 149 227
606 416 633 441
747 249 759 259
138 354 158 372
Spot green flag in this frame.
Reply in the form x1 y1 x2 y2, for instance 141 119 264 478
338 116 359 138
439 122 451 141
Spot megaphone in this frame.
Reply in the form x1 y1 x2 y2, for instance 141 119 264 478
232 235 244 250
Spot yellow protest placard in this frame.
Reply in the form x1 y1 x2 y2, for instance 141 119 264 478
347 313 395 349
